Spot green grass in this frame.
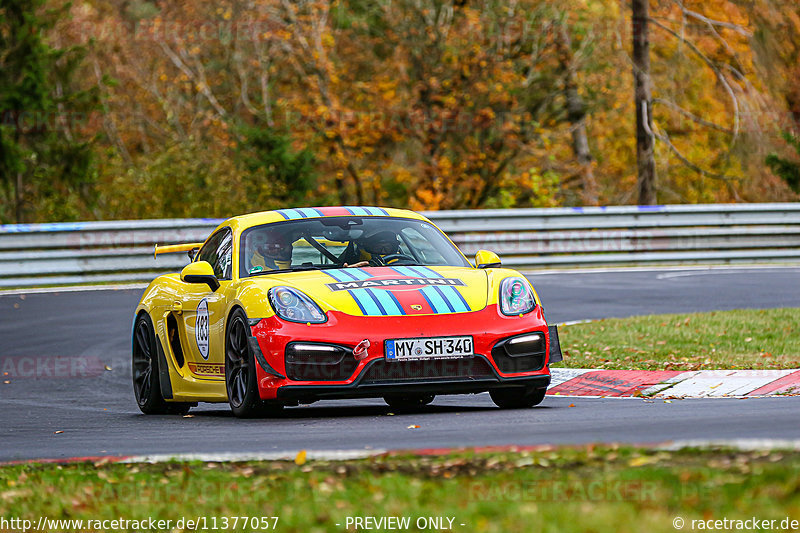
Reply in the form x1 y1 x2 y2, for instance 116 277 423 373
1 447 799 533
556 308 800 370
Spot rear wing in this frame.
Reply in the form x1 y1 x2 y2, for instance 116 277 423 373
154 242 204 259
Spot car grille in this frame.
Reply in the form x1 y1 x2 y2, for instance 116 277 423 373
360 357 495 384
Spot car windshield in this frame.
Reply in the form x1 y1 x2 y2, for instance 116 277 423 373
239 216 470 277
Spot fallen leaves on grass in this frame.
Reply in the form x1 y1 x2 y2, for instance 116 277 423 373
295 450 307 466
628 455 659 467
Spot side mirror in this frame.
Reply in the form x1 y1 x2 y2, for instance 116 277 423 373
180 261 220 291
475 250 501 269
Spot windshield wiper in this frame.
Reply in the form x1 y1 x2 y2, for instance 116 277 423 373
249 264 343 276
288 264 343 272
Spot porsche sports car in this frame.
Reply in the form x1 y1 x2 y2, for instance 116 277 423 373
132 207 562 417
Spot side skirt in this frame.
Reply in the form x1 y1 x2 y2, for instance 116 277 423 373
155 334 174 400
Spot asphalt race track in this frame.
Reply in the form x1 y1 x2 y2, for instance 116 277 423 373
1 266 798 461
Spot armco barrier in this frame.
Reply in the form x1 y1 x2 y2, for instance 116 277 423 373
0 203 798 288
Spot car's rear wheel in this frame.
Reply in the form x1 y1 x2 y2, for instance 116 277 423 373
132 313 191 415
383 394 435 411
490 387 546 409
225 309 283 418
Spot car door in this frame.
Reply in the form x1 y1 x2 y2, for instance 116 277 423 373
180 227 233 379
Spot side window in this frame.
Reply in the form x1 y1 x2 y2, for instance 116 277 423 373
197 229 233 280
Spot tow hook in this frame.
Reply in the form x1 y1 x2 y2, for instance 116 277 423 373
353 339 370 361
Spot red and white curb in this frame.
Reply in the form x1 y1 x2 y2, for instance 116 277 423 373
549 368 800 398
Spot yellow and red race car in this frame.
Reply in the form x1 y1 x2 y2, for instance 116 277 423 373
132 207 562 417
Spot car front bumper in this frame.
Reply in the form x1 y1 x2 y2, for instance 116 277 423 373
249 304 555 402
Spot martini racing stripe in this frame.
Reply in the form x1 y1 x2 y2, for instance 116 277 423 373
409 265 442 278
390 266 422 278
347 288 405 316
277 206 389 218
373 289 406 315
325 267 469 315
325 268 371 282
419 285 451 314
414 283 471 314
343 206 389 216
390 265 443 279
435 284 470 312
391 266 472 313
297 207 325 218
275 207 325 219
349 288 380 315
324 269 350 282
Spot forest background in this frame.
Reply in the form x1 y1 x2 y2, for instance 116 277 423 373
1 0 799 224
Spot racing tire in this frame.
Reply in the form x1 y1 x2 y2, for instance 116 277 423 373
132 313 192 415
225 308 283 418
490 387 547 409
383 394 435 411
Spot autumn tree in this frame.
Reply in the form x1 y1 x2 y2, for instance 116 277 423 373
628 0 787 203
766 132 800 193
554 14 598 205
6 0 794 222
632 0 656 205
0 0 99 223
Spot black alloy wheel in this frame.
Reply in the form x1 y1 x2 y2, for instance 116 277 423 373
132 313 190 415
225 308 282 418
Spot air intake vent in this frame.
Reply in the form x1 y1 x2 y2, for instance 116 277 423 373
491 332 546 373
360 357 494 384
285 343 358 381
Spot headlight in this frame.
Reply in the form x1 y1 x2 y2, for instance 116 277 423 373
268 287 327 323
499 277 536 316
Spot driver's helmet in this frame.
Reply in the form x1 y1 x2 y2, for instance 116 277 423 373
251 229 293 271
360 230 400 256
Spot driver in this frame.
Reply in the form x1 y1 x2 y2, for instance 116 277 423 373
249 230 293 273
343 230 402 267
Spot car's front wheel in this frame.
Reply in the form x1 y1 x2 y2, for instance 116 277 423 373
225 309 283 418
132 313 191 415
490 387 546 409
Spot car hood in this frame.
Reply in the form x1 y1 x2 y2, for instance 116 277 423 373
249 265 488 317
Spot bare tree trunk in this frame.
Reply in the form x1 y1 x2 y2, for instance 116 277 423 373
556 25 598 205
632 0 657 205
334 172 347 205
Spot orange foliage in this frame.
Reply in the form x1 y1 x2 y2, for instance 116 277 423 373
40 0 800 220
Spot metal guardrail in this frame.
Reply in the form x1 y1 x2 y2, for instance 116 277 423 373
1 204 798 288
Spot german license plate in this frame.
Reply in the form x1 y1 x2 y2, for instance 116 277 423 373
385 336 473 361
